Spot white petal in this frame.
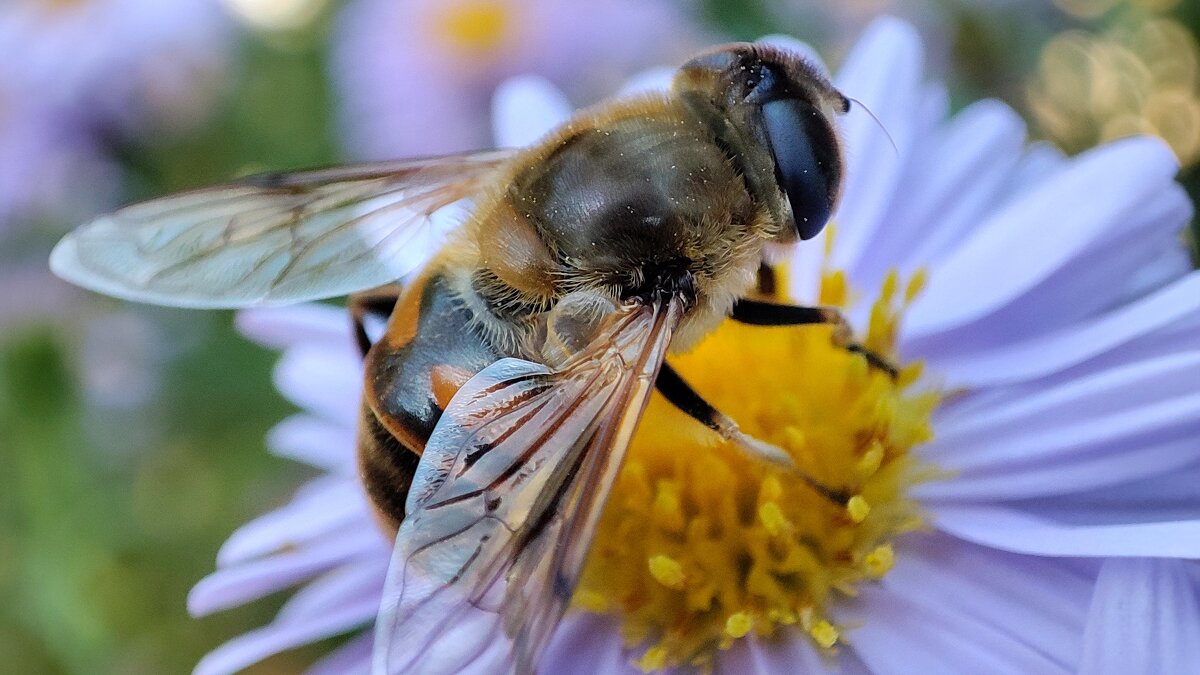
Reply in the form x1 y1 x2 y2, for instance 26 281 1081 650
1079 558 1200 674
306 631 373 675
194 596 378 675
932 505 1200 558
273 343 363 422
277 557 388 623
936 184 1191 347
855 99 1026 282
236 304 352 350
1009 459 1200 525
717 630 832 674
617 66 675 97
842 82 950 308
916 435 1200 503
266 414 357 472
831 17 924 271
216 479 373 566
864 533 1092 669
189 527 382 616
928 347 1200 445
927 271 1200 388
1002 141 1067 195
542 613 637 675
755 34 828 75
843 583 1071 674
905 136 1180 339
916 352 1200 497
491 75 573 149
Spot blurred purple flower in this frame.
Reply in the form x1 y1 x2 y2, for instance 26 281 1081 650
190 17 1200 675
0 99 119 234
0 0 235 140
330 0 705 159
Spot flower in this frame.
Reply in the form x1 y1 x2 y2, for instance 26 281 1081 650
329 0 704 159
0 97 119 235
189 17 1200 674
0 0 234 140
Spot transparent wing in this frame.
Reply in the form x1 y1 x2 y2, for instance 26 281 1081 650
49 150 515 308
372 295 686 675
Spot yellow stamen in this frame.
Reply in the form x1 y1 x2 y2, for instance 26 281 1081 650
435 0 510 55
758 501 790 536
648 555 686 590
865 544 896 578
724 612 754 639
636 647 669 673
819 269 848 307
809 620 840 649
575 589 610 613
847 495 872 523
856 440 886 477
905 269 928 305
574 266 940 670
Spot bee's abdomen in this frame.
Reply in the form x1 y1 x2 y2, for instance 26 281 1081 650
358 402 421 533
358 270 502 532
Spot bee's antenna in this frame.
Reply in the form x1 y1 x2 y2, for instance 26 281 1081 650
846 96 898 156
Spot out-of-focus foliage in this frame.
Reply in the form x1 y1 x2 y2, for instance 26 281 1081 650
1 1 1197 673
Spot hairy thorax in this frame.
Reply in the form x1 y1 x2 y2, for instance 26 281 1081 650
444 96 779 359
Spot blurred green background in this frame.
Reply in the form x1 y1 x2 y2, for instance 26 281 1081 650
1 0 1197 673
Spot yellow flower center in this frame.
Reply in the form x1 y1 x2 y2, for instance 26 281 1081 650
435 0 512 56
32 0 89 12
574 257 941 670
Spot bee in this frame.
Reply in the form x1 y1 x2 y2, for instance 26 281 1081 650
52 44 889 674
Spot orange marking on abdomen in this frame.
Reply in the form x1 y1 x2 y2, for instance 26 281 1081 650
431 364 475 410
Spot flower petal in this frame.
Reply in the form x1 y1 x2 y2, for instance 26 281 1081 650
918 351 1200 499
189 527 382 616
491 75 573 149
541 613 636 675
277 557 388 624
616 66 675 96
306 631 373 675
854 99 1026 284
718 629 831 674
1079 558 1200 674
926 345 1200 451
1009 458 1200 526
869 533 1093 669
844 583 1072 674
266 414 357 472
830 17 924 271
1003 142 1067 194
236 305 352 350
905 136 1181 339
917 436 1200 503
932 505 1200 558
216 479 374 567
756 34 828 75
194 596 378 675
273 343 363 422
928 272 1200 388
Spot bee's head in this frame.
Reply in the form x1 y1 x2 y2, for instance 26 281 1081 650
674 43 848 241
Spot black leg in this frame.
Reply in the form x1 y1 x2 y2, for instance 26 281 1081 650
756 262 778 296
350 285 402 357
731 299 838 327
654 362 851 504
656 362 725 435
730 299 899 379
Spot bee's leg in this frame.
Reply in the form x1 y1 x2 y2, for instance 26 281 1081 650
755 262 778 296
730 299 899 379
349 284 403 357
655 362 851 504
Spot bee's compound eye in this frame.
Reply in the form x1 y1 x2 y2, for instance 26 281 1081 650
761 98 840 240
